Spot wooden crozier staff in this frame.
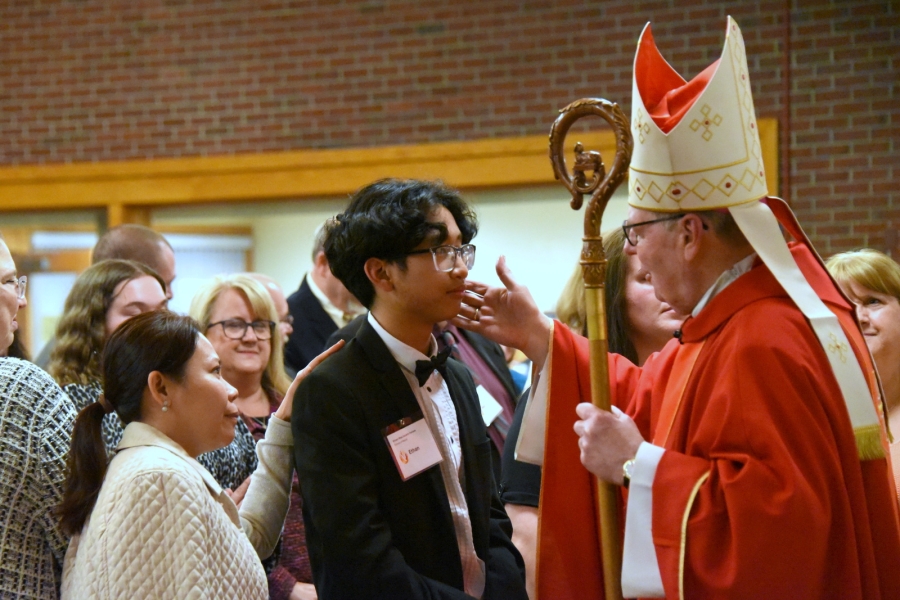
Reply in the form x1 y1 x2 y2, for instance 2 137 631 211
548 98 633 600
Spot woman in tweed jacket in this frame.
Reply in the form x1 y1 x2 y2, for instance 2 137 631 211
0 235 77 599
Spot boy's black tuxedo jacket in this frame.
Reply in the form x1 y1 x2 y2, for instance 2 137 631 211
292 318 527 600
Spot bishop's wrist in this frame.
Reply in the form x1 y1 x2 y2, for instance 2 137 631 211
622 457 636 488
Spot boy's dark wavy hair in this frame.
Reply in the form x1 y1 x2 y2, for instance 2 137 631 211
324 179 478 307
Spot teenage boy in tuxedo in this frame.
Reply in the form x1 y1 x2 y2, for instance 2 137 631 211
292 179 526 600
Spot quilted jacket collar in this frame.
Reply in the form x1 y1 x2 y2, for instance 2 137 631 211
117 422 225 498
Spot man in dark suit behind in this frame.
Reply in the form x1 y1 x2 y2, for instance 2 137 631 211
292 179 526 600
283 224 364 376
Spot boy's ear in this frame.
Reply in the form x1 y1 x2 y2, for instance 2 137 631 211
314 250 329 269
364 257 395 294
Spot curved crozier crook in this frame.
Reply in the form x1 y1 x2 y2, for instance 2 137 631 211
548 98 634 239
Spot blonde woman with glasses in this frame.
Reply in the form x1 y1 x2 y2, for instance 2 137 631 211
191 274 329 600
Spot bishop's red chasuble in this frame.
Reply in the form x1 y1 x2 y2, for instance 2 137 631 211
536 243 900 599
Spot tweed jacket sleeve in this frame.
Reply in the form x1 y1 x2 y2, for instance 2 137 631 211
0 358 76 600
38 393 76 565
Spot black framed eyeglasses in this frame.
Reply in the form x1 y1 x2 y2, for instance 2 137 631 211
406 244 476 272
208 319 275 340
622 214 685 246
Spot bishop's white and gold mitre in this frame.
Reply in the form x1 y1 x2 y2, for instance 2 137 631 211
629 16 767 211
625 17 883 461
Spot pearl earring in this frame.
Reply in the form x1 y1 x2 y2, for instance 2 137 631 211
162 404 169 412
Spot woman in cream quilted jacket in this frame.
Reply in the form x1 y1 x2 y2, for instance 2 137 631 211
57 310 341 599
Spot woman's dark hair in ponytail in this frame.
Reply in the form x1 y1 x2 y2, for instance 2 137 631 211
58 310 200 536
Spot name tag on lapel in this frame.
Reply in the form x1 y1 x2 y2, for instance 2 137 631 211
382 412 443 481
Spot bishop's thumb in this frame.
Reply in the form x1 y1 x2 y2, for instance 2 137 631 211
495 256 518 291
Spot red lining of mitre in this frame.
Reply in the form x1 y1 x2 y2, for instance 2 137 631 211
636 24 719 134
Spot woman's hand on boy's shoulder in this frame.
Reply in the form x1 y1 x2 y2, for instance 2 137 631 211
274 340 346 421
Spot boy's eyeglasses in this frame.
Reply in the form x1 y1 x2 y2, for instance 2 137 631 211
208 319 275 340
406 244 476 272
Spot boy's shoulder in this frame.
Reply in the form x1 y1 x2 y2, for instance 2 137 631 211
302 333 383 389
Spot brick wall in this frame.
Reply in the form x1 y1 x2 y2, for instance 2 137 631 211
0 0 895 253
788 0 897 254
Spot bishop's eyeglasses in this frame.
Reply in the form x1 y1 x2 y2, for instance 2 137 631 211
3 276 26 300
622 214 685 246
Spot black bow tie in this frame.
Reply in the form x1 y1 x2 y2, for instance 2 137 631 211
414 346 452 387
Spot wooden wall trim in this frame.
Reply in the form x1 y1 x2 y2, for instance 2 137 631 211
758 118 779 198
0 119 778 219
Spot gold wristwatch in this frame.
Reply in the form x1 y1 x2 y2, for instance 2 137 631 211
622 458 636 488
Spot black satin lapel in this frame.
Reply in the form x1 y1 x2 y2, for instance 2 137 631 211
355 320 423 423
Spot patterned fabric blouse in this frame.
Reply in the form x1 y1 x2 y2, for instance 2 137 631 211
0 358 76 599
64 380 258 491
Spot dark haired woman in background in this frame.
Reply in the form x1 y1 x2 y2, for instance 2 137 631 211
59 310 340 599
